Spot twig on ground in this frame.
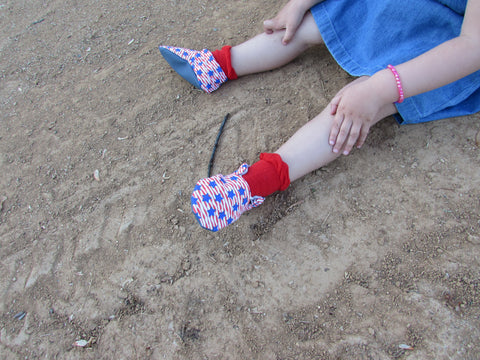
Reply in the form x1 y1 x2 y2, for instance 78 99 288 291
208 113 230 177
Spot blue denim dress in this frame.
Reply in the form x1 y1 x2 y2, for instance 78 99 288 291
311 0 480 124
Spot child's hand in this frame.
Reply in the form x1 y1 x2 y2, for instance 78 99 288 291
328 77 393 155
263 0 310 45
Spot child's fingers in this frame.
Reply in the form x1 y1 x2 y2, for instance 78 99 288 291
342 123 362 155
282 25 298 45
263 18 286 32
330 101 339 115
355 127 369 149
329 95 341 115
263 19 278 33
329 113 342 148
330 113 353 153
333 118 352 154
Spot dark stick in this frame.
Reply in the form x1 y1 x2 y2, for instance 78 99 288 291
208 113 230 177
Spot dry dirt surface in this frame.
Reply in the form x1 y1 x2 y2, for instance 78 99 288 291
1 1 480 359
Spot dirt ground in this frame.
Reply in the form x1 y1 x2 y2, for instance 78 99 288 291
1 1 480 359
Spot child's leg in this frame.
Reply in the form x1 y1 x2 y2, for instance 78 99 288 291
275 107 340 182
277 97 397 181
191 78 397 231
159 12 322 92
231 12 323 76
190 110 337 232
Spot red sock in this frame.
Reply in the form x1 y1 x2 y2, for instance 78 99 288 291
212 46 238 80
242 153 290 197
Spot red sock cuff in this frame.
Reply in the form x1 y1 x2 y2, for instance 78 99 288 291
242 153 290 197
212 46 238 80
259 153 290 191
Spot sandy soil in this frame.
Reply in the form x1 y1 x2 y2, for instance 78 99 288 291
1 1 480 359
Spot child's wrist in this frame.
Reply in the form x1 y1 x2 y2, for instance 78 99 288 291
370 69 402 105
387 65 405 103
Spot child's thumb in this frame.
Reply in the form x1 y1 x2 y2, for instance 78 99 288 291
263 19 275 33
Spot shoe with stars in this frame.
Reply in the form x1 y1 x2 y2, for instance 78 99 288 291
190 164 265 232
159 46 228 93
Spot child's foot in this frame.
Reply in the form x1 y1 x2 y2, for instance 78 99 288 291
191 164 265 231
159 46 228 93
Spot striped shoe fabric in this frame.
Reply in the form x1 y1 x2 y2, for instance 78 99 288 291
159 46 227 93
191 164 265 232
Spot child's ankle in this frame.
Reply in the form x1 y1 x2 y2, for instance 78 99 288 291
243 153 290 197
212 46 238 80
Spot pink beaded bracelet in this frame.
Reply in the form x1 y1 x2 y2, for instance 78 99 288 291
387 64 404 104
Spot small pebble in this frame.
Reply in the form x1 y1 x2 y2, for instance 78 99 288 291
0 195 6 211
182 259 191 271
73 339 88 347
14 311 26 320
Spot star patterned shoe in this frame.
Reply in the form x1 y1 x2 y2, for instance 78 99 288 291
159 46 228 93
191 164 265 232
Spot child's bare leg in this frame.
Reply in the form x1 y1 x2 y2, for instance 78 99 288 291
231 12 323 76
275 107 340 182
159 12 321 92
191 77 397 231
276 95 397 181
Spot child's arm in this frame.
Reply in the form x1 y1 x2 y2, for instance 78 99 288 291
263 0 325 45
329 0 480 155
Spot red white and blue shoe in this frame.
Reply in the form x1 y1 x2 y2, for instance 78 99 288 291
191 164 265 232
159 46 227 93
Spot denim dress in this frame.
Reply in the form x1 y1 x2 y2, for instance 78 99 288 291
311 0 480 124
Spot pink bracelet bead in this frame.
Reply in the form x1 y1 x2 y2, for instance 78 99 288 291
387 64 404 104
